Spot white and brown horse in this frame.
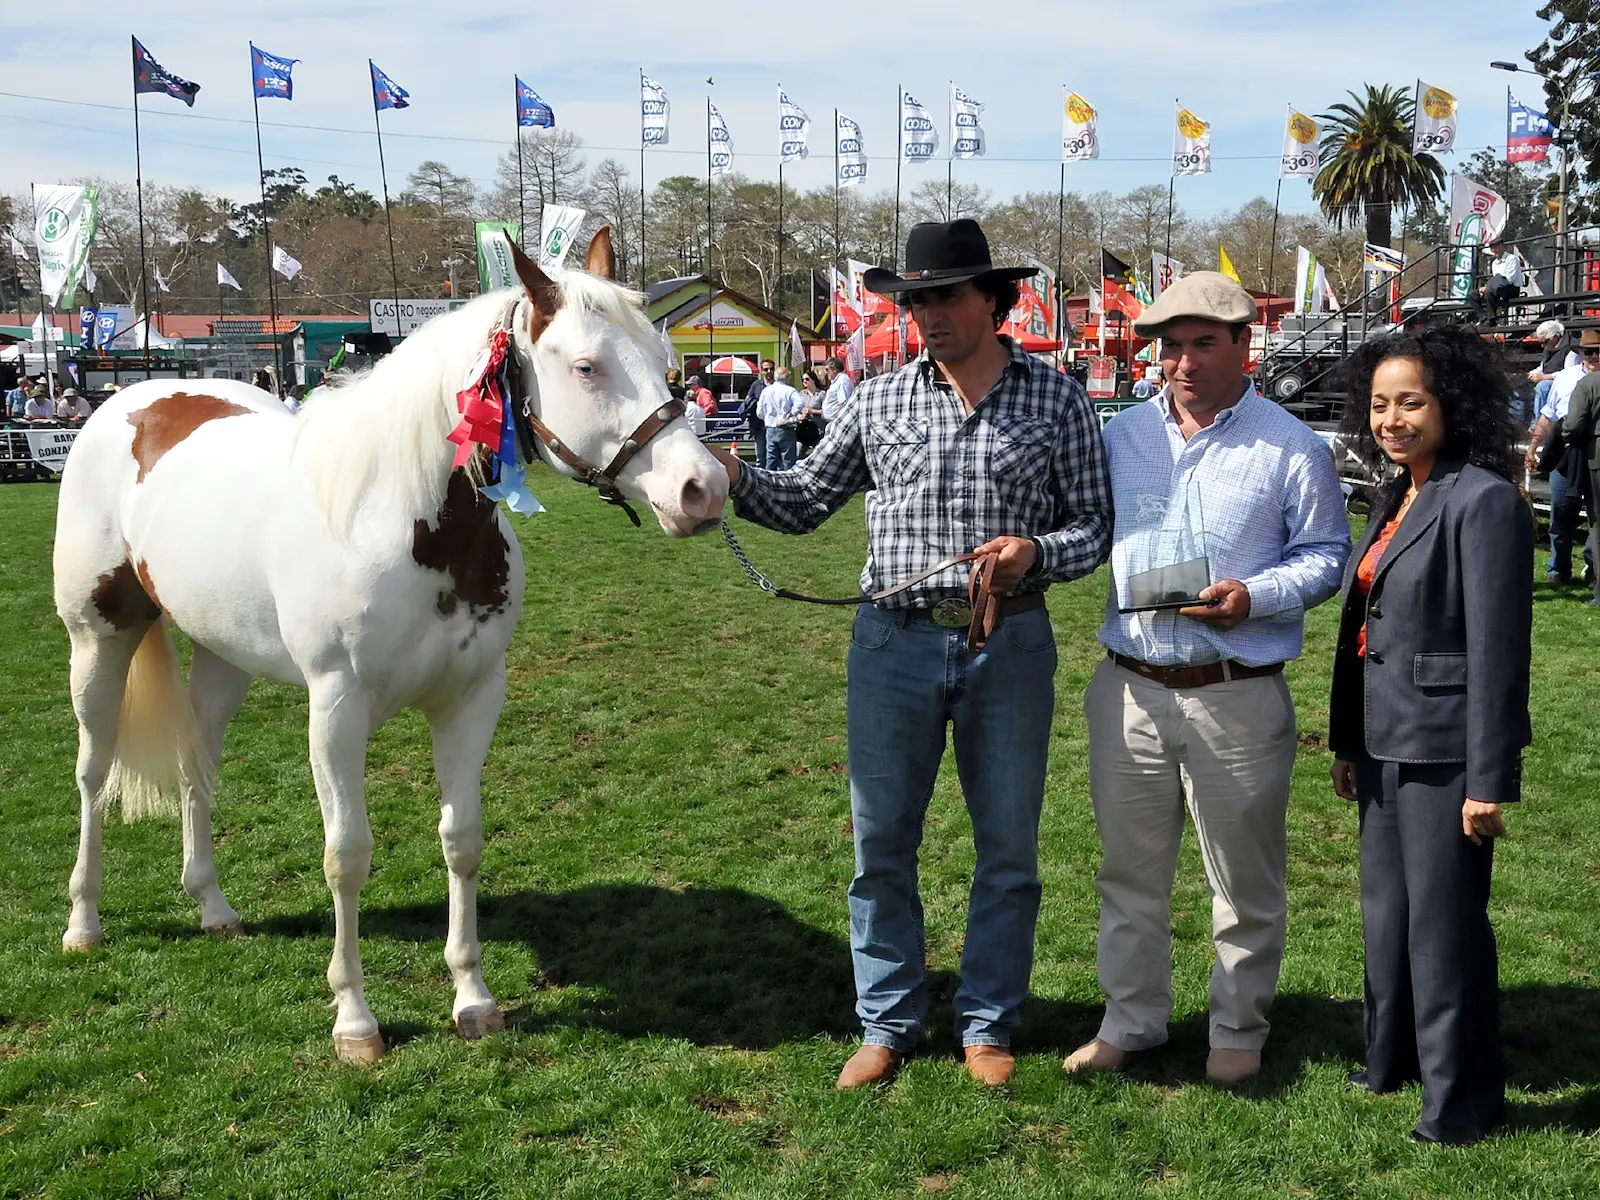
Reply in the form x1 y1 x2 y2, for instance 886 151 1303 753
52 229 726 1061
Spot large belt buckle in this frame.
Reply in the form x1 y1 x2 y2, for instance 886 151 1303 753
930 598 973 629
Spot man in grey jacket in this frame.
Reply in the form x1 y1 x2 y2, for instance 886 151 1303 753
1560 331 1600 606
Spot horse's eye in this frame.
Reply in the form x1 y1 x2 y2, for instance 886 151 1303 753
574 361 596 378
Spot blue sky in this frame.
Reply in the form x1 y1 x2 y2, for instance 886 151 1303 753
0 0 1557 219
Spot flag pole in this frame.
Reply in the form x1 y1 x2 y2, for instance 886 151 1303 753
1164 177 1175 266
946 80 954 217
705 95 714 372
639 68 647 288
1055 162 1065 359
832 107 841 269
370 62 403 346
515 83 526 249
1266 176 1284 309
130 36 151 367
893 87 903 272
252 79 283 393
776 159 784 319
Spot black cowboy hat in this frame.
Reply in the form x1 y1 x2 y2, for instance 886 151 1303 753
861 219 1038 296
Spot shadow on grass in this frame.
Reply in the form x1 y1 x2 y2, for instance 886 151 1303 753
253 887 1600 1108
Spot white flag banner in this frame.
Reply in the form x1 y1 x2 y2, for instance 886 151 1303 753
271 244 302 280
659 321 678 369
845 324 866 375
154 266 170 292
1294 246 1332 315
778 87 810 163
538 204 588 270
1173 106 1212 176
8 233 28 261
900 91 939 163
217 261 242 290
1062 90 1099 162
836 112 867 187
1364 243 1406 274
1447 172 1508 299
1413 80 1458 155
1151 252 1185 299
641 75 670 146
950 84 985 159
1281 109 1320 179
789 320 805 367
708 101 734 176
478 226 518 290
33 184 100 306
80 261 98 293
845 259 872 312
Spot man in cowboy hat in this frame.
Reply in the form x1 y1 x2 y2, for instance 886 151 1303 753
1065 271 1349 1085
712 219 1113 1089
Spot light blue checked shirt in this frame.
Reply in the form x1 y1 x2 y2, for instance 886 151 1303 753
1098 381 1351 667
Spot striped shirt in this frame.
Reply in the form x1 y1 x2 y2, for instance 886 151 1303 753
1097 382 1351 667
730 337 1113 607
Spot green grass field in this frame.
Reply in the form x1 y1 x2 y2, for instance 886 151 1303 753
2 470 1599 1199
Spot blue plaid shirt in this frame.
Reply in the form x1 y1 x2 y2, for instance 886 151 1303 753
1098 382 1351 667
730 338 1113 608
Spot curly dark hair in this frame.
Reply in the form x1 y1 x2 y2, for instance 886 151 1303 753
1337 325 1519 489
977 276 1022 331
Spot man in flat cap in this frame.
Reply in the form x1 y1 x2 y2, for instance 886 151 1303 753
1065 271 1349 1085
713 220 1113 1089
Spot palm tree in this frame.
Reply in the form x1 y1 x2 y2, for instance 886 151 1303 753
1313 85 1445 248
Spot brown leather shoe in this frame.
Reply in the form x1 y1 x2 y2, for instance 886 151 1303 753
835 1044 901 1090
1205 1048 1261 1085
1062 1038 1133 1074
963 1044 1015 1086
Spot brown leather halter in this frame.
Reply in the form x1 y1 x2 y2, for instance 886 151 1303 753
501 300 687 527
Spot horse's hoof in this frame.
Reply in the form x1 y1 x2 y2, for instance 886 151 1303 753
61 933 101 953
333 1033 386 1063
455 1004 504 1039
201 918 244 938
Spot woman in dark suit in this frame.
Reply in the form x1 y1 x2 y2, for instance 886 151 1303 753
1328 326 1533 1146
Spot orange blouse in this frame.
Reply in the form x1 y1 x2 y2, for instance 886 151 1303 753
1354 514 1405 658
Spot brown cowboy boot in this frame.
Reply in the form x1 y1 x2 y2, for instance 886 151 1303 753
963 1045 1016 1086
835 1044 901 1089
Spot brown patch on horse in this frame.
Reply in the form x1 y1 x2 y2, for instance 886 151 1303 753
133 559 166 615
585 225 617 279
507 238 563 342
90 561 160 631
412 471 511 618
127 393 253 483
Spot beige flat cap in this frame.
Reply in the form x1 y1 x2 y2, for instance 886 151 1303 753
1134 270 1258 336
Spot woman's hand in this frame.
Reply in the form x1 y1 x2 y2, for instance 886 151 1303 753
1462 799 1507 845
1331 758 1358 801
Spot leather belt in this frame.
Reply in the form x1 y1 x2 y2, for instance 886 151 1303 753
1108 651 1283 689
906 590 1045 631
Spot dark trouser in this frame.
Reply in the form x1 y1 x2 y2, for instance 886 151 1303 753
748 417 766 468
1479 279 1519 319
1356 753 1503 1143
1548 467 1592 580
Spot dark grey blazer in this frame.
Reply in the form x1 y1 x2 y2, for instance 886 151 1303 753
1328 459 1533 804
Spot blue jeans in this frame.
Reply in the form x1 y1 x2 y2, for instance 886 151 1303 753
1531 379 1552 430
845 603 1057 1051
765 426 798 470
1547 467 1591 579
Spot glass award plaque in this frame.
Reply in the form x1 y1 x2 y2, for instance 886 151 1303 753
1117 484 1216 614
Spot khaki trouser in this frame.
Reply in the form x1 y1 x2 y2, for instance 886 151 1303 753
1083 657 1298 1052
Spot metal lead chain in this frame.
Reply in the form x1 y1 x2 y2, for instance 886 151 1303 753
719 520 779 595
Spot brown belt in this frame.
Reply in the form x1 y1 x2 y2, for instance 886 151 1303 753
905 590 1045 631
1108 651 1283 689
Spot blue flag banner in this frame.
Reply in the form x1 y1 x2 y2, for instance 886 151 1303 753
1506 90 1553 164
516 78 554 128
251 44 298 100
370 61 409 110
132 37 200 107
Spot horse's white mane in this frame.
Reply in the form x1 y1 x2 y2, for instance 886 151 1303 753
293 270 657 536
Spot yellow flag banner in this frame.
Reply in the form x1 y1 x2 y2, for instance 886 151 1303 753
1219 245 1241 283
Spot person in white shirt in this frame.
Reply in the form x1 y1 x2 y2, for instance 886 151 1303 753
756 378 805 469
23 388 54 420
820 356 855 423
1526 330 1600 583
55 388 92 420
1478 242 1524 319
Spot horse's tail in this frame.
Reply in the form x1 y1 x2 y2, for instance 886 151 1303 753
100 620 209 823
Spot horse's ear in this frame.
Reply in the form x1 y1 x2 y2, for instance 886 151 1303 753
585 226 617 280
508 237 561 332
